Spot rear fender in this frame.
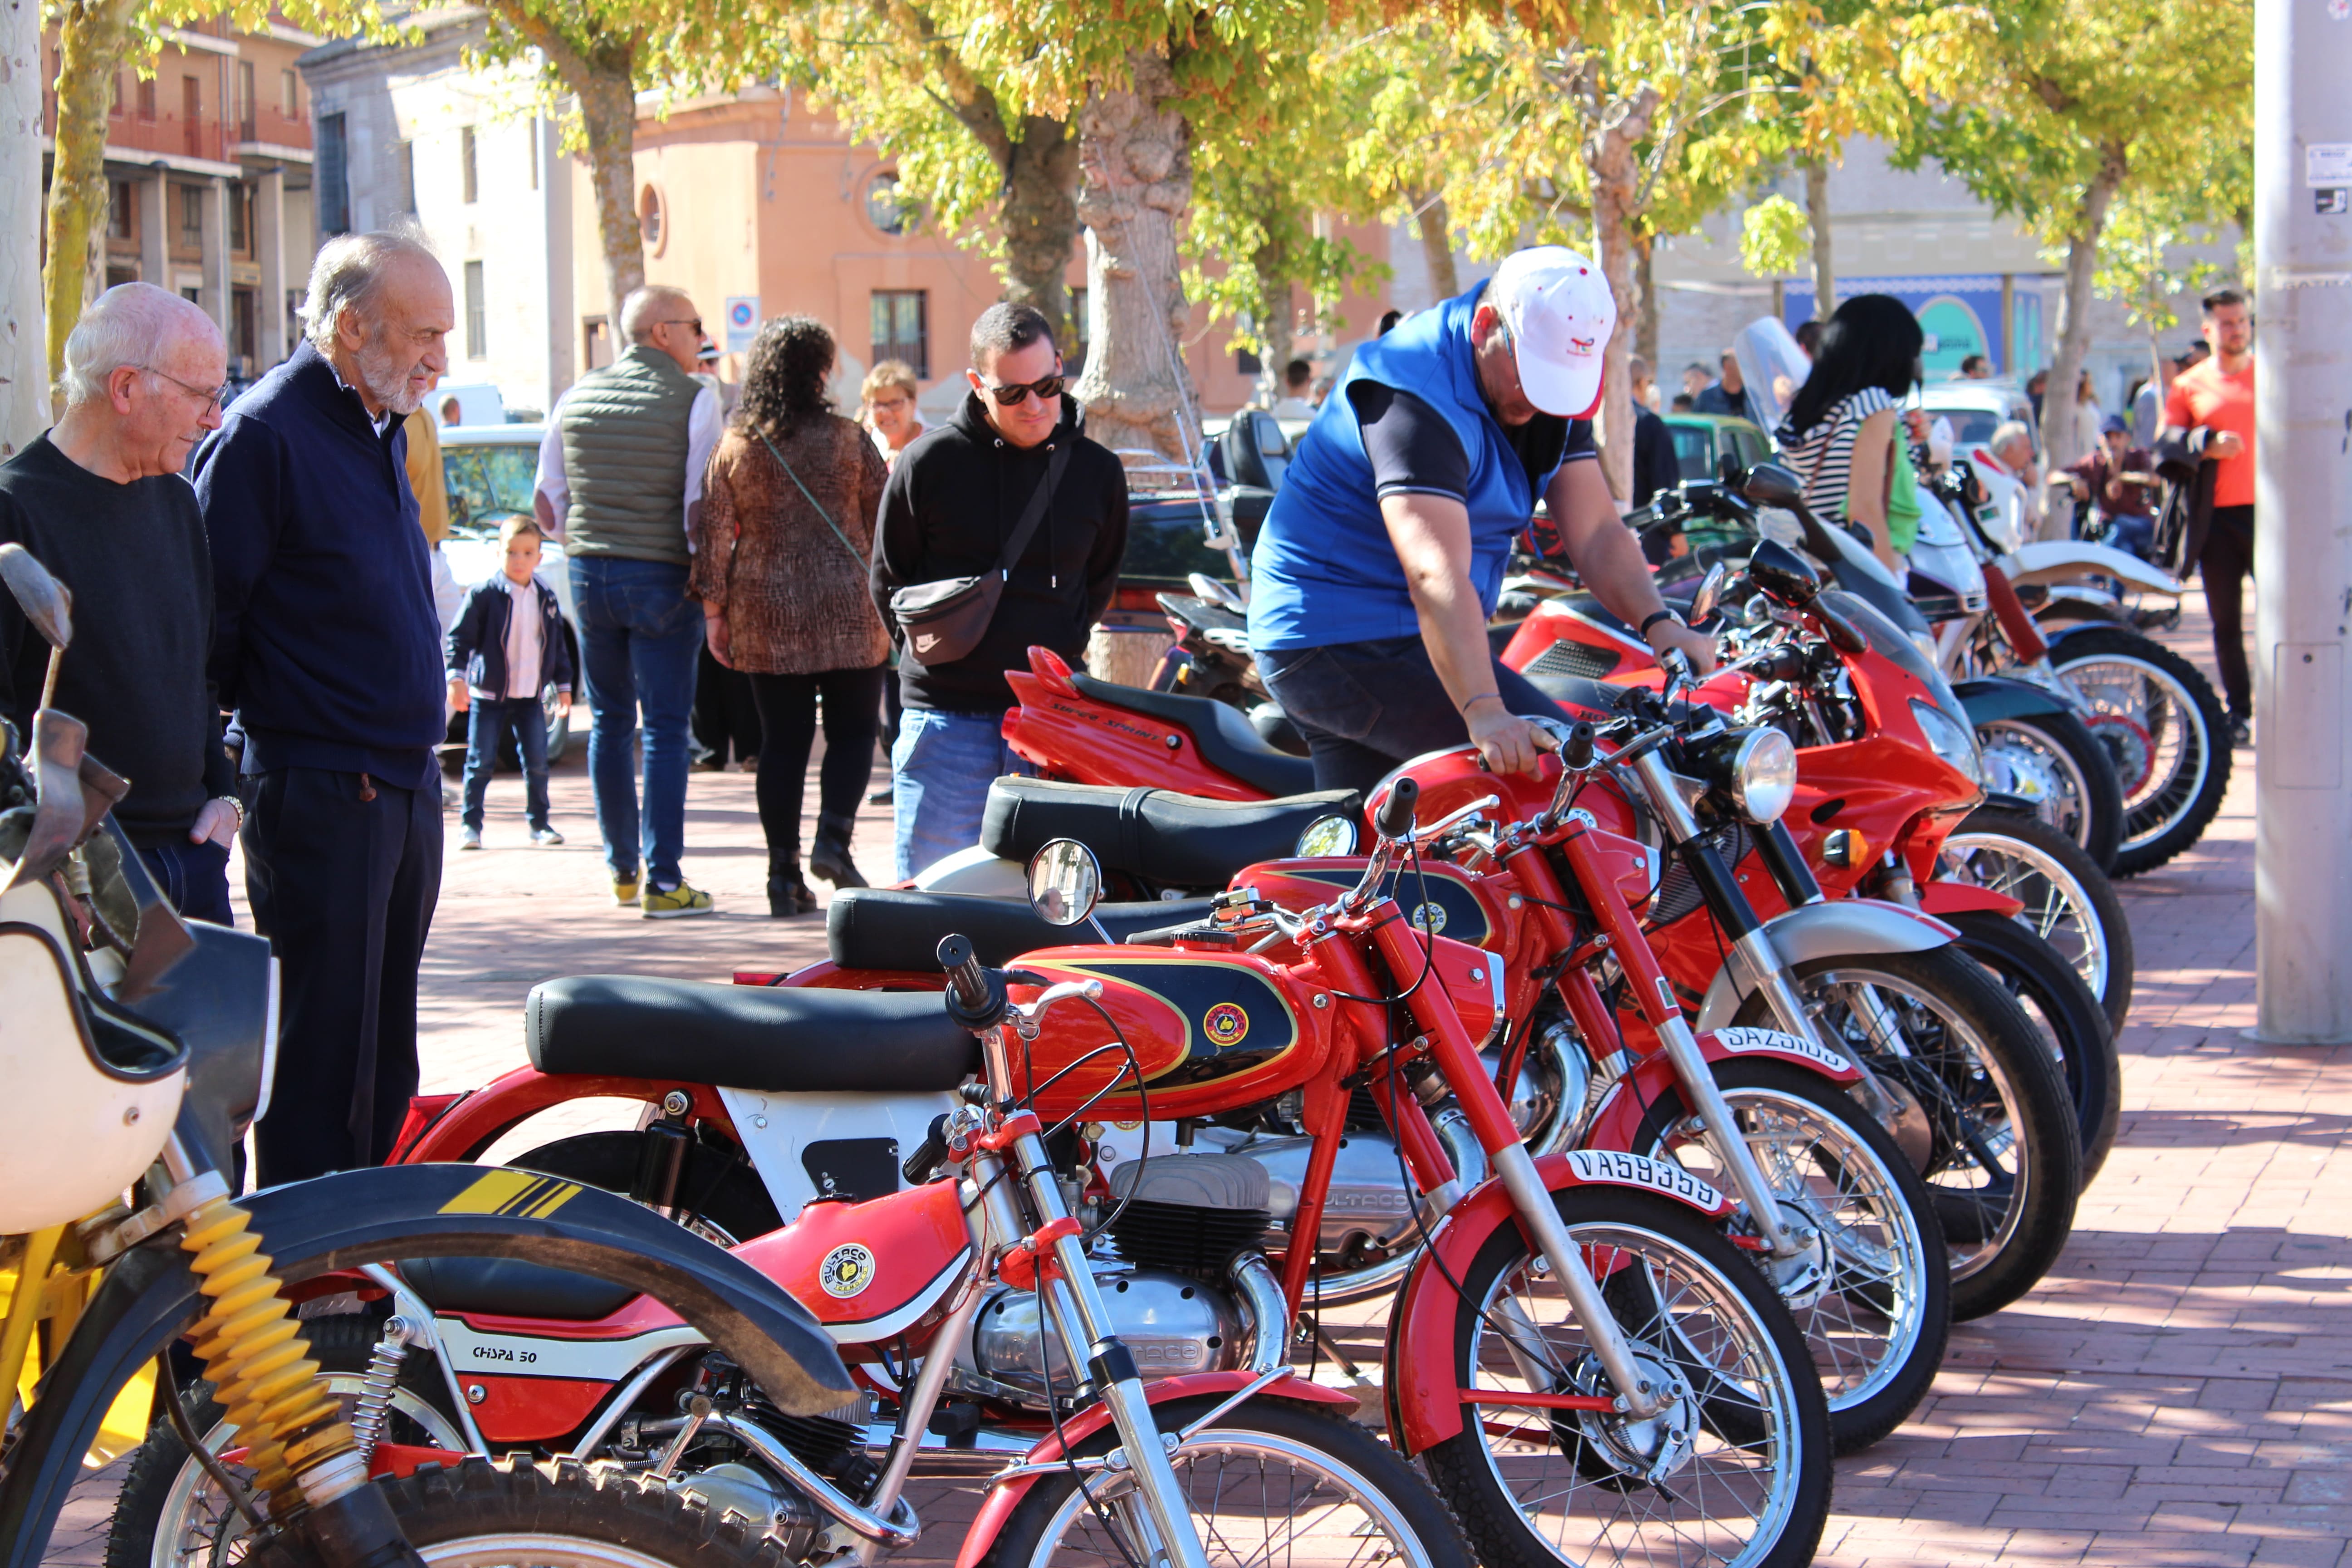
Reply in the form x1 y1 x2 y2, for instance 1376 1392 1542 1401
392 1069 735 1164
2000 540 2183 597
0 1166 854 1568
1694 899 1957 1033
1579 1027 1863 1155
1918 881 2025 920
951 1372 1358 1568
1386 1154 1733 1456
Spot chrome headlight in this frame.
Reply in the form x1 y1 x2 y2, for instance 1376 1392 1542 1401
1909 697 1985 785
1727 729 1798 825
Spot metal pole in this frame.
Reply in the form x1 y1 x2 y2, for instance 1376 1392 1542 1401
2251 0 2352 1044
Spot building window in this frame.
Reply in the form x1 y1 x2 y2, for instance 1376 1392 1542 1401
316 113 348 235
238 60 255 139
137 76 155 121
232 288 257 367
227 181 249 252
460 126 478 204
109 70 122 118
864 172 909 236
464 261 486 360
282 69 298 120
638 184 665 255
108 181 134 241
870 290 928 380
178 185 202 252
397 140 416 216
583 315 612 371
181 75 201 156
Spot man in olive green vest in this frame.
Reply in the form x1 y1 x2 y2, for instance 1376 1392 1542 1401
533 286 723 916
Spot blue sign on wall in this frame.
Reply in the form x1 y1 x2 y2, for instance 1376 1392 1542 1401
1783 276 2043 380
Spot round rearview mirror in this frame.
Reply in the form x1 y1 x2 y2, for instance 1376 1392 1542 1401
1294 815 1359 858
1686 561 1729 626
1026 838 1104 929
0 544 73 651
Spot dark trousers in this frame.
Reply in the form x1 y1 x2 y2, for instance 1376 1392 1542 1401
244 766 442 1186
694 646 763 766
1259 633 1573 795
137 838 234 926
748 664 886 866
2200 505 2254 716
461 696 552 831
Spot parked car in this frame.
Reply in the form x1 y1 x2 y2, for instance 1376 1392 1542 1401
431 382 509 426
1918 380 2042 460
1661 412 1774 482
436 422 578 766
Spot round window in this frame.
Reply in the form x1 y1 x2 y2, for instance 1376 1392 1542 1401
865 172 909 237
639 184 666 256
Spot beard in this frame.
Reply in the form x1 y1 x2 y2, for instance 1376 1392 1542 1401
356 329 425 416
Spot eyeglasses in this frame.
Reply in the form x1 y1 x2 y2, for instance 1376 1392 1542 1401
659 318 705 337
979 372 1066 407
139 366 230 412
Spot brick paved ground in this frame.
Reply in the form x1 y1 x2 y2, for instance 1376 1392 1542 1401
41 592 2352 1566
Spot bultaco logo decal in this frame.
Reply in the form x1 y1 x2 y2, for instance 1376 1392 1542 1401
1203 1001 1250 1048
819 1243 877 1298
1406 901 1448 935
1052 958 1300 1078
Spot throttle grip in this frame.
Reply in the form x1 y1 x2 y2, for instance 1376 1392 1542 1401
1374 776 1419 841
1561 721 1597 771
938 934 988 1010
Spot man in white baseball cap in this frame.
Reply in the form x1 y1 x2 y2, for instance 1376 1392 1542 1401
1245 245 1716 792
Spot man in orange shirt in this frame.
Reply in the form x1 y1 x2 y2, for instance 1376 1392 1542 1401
2163 288 2255 744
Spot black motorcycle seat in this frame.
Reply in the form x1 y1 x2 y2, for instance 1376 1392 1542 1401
526 976 979 1092
828 888 1218 971
1067 672 1320 798
400 1256 638 1322
981 776 1361 889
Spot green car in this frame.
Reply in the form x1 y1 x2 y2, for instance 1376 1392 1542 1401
1661 412 1774 482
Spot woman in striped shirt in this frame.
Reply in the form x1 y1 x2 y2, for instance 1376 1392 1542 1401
1774 294 1924 575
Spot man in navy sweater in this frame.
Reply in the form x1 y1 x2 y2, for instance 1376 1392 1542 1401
197 228 454 1185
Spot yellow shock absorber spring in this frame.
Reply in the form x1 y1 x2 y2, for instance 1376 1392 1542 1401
177 1195 358 1512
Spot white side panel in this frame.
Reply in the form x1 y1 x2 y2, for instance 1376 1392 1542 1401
910 847 1027 897
717 1087 962 1225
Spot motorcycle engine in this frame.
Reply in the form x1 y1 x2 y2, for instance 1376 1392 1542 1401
968 1155 1269 1405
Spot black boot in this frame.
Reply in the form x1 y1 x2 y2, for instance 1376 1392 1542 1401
808 811 869 889
768 852 818 917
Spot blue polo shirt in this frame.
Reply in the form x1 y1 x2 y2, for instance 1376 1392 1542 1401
1246 284 1593 651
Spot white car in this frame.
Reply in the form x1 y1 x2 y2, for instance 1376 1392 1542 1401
437 422 578 763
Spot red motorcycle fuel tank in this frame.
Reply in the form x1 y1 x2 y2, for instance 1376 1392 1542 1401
1231 858 1515 953
733 1177 974 1350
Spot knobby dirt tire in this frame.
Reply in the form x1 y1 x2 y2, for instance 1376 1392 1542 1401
1947 910 2122 1184
2050 626 2231 877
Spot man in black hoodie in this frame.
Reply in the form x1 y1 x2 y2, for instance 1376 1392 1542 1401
871 304 1127 878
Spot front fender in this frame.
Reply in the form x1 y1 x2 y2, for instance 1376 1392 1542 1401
2000 540 2183 597
1918 880 2025 920
951 1372 1359 1568
1695 899 1957 1033
1580 1027 1862 1155
1954 675 2074 724
1385 1153 1733 1456
0 1165 854 1568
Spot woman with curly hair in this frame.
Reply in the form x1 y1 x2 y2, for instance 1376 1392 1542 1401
691 315 892 914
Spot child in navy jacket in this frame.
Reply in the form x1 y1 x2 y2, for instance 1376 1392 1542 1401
446 517 575 847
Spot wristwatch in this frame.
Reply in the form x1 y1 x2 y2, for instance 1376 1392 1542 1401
1638 608 1686 641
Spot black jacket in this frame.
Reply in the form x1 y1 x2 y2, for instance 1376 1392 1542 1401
871 392 1129 713
196 342 444 789
445 575 575 698
2151 423 2223 578
1632 407 1682 508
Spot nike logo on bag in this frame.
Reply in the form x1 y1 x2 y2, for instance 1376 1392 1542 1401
916 634 939 653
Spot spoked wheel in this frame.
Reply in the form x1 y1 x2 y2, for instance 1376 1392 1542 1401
1628 1059 1950 1454
244 1458 794 1568
1423 1189 1831 1568
1947 910 2122 1184
2051 627 2231 876
1972 711 2123 870
985 1394 1473 1568
1941 806 2134 1033
1735 951 2081 1321
108 1314 466 1568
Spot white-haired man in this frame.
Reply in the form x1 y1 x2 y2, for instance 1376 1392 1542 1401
196 227 453 1186
532 284 721 917
0 283 239 922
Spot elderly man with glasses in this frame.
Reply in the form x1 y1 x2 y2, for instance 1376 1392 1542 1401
533 284 724 916
870 302 1128 878
0 282 240 923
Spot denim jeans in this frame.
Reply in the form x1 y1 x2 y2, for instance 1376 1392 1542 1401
1258 634 1574 795
891 709 1035 880
570 555 704 888
461 696 552 832
137 838 234 926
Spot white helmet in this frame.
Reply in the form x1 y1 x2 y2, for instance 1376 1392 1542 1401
0 882 186 1234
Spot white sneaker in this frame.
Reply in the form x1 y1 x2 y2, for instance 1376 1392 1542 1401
460 827 483 850
531 827 565 846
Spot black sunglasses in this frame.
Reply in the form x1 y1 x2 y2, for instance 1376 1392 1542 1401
980 372 1066 407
